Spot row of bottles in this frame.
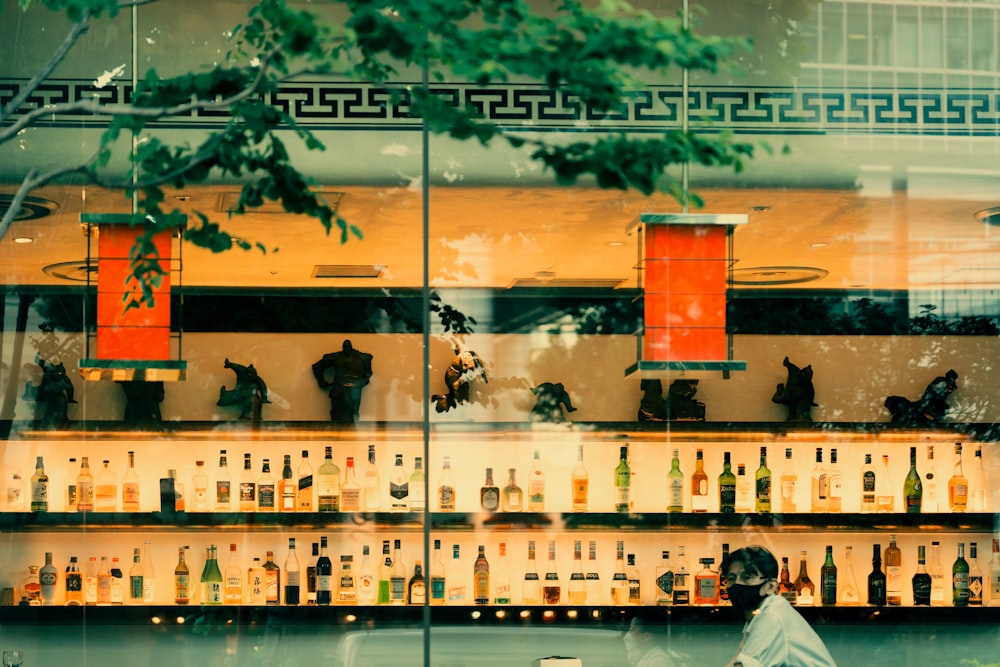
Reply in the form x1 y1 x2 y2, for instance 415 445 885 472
15 536 1000 608
5 442 990 515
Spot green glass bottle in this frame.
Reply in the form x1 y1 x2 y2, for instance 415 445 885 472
755 446 772 512
614 445 631 513
820 545 837 606
667 449 684 513
718 452 736 513
953 542 970 607
904 446 923 513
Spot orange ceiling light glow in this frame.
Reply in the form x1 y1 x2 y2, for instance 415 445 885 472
626 213 747 375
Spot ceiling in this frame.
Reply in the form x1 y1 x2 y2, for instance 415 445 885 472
1 179 998 295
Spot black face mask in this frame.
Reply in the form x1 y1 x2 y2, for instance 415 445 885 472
727 581 769 612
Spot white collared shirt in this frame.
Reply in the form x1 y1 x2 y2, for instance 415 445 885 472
733 594 838 667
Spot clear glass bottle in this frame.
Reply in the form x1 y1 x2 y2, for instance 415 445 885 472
912 545 931 606
923 445 938 512
408 456 425 511
989 538 1000 607
239 453 256 512
794 550 815 606
316 537 332 606
362 444 380 511
388 453 409 512
358 544 377 605
285 537 300 605
839 546 860 605
522 540 540 604
903 446 923 513
316 446 341 512
929 540 946 606
66 457 78 511
571 445 589 512
568 540 586 605
141 540 155 603
438 456 456 511
389 539 406 605
97 556 112 605
527 449 545 511
780 447 797 512
755 446 772 512
473 544 490 605
953 542 970 607
278 454 297 512
340 456 361 511
493 542 512 605
480 467 499 512
947 443 968 512
867 544 886 606
297 449 313 512
690 449 708 513
859 453 876 513
586 540 602 605
718 452 736 513
30 456 48 513
448 544 466 605
734 463 751 513
614 445 631 513
128 547 144 605
819 545 837 606
876 455 894 513
827 448 843 512
257 458 276 512
968 542 983 606
501 467 523 512
246 557 266 605
338 555 358 604
970 446 987 512
884 535 902 606
611 539 629 605
65 556 83 606
543 540 561 605
94 459 116 512
39 551 57 605
224 543 242 605
667 449 684 513
214 449 231 511
84 556 98 605
191 460 209 512
429 540 446 606
810 447 827 513
110 556 125 605
627 553 642 605
672 545 690 605
655 550 673 606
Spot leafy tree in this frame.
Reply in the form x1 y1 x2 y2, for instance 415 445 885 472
2 0 758 306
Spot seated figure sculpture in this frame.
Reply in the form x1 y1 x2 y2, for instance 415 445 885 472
529 382 578 423
312 340 374 424
771 356 817 422
217 358 270 422
431 349 487 413
22 357 77 426
884 369 959 426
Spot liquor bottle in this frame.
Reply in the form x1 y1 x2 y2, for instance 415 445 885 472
338 555 357 604
448 544 466 605
867 544 886 606
473 544 490 605
224 543 242 605
840 546 860 605
734 464 751 513
388 453 409 512
876 455 894 513
501 468 524 512
718 452 736 514
989 539 1000 607
285 537 300 605
30 456 48 513
655 551 673 606
316 446 341 512
278 454 297 512
923 445 938 512
358 545 377 605
568 540 587 605
970 446 987 512
611 539 629 605
968 542 983 606
362 444 380 511
341 456 362 511
627 553 642 605
755 446 772 513
438 456 456 511
718 543 730 605
257 459 276 512
21 565 41 605
306 542 319 605
407 560 425 605
84 556 98 605
246 557 266 605
128 547 144 605
690 449 709 513
66 457 78 511
297 449 313 512
201 545 223 605
214 449 231 511
389 539 406 605
884 535 902 606
571 445 589 512
480 467 499 512
912 545 931 606
493 542 512 605
586 540 602 605
316 536 333 606
794 551 815 606
947 443 968 512
667 449 684 513
777 557 796 603
188 460 208 512
780 447 797 513
903 447 923 513
377 540 391 605
429 540 446 606
3 468 24 511
528 449 545 511
239 453 255 512
819 546 837 606
174 547 190 605
614 445 631 513
953 542 970 607
827 449 843 512
522 540 541 604
859 453 876 513
810 448 827 513
543 540 561 605
109 556 124 605
94 459 117 512
263 550 281 605
65 556 83 606
672 546 690 605
409 456 426 511
929 540 946 606
693 557 718 606
39 551 57 605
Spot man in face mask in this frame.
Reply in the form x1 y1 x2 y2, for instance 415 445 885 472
721 546 838 667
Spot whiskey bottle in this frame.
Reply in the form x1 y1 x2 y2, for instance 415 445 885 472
501 468 523 512
989 539 1000 607
876 455 895 513
65 556 83 606
929 540 946 606
571 445 589 512
947 443 968 512
407 560 425 605
341 456 362 511
493 542 512 605
263 550 281 605
735 464 751 513
39 551 57 605
95 459 117 512
480 467 499 512
923 446 938 512
867 544 886 606
21 565 40 605
30 456 48 512
201 545 223 606
718 452 736 514
667 449 684 513
278 454 297 512
810 448 827 513
338 555 357 604
611 540 628 605
755 446 772 513
543 540 561 605
903 446 923 513
655 551 673 606
777 557 796 603
953 542 970 607
527 449 545 511
839 546 860 606
586 540 602 605
174 547 190 605
306 542 319 605
820 546 837 606
238 453 256 512
297 449 313 512
859 453 876 513
389 539 406 605
246 557 266 606
473 544 490 605
214 449 231 511
693 557 718 606
316 446 341 512
224 543 242 605
626 553 642 605
827 449 843 512
429 540 446 606
794 550 816 606
438 456 456 511
884 535 902 606
522 540 541 605
192 460 209 512
672 546 690 605
358 544 377 605
257 459 276 512
316 536 333 606
780 447 797 513
912 545 931 606
690 449 709 513
389 453 409 512
968 542 983 606
377 540 391 605
285 538 300 605
568 540 586 605
614 445 631 513
409 456 426 511
128 547 144 605
362 444 380 511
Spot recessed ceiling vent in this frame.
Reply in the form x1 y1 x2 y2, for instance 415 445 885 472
312 264 385 279
730 266 828 285
507 278 625 289
217 191 344 214
0 195 59 221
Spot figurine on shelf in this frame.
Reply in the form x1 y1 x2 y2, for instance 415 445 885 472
117 380 165 425
529 382 578 423
431 349 487 413
638 379 706 422
22 356 77 427
883 368 959 426
217 358 270 422
311 339 374 424
771 356 817 422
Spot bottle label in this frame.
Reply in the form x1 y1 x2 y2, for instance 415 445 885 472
697 575 717 600
216 481 231 504
953 572 970 601
123 483 140 505
719 484 736 511
66 573 82 593
439 486 455 511
390 481 409 501
969 575 983 601
656 571 674 599
886 567 902 594
913 576 931 603
668 480 683 509
757 477 771 504
431 577 446 600
206 582 222 604
481 488 499 511
31 481 47 504
528 481 544 508
341 488 361 510
410 581 426 604
239 482 255 503
299 474 312 491
175 574 190 601
447 584 465 602
40 570 57 586
797 588 814 605
390 577 405 600
258 484 275 508
287 571 300 586
317 574 332 592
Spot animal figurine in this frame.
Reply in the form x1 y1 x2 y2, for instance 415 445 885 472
637 379 668 421
529 382 578 423
884 369 959 426
217 358 270 422
312 339 374 424
22 357 77 426
638 379 705 422
117 380 165 425
771 356 817 422
431 349 487 413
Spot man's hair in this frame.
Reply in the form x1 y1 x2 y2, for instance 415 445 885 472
721 545 779 580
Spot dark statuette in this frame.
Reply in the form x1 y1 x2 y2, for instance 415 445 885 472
312 340 374 424
771 356 817 422
22 356 77 427
638 379 705 422
529 382 578 423
431 349 487 413
217 358 270 423
884 369 959 426
117 380 165 425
